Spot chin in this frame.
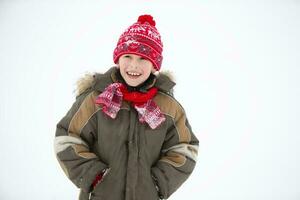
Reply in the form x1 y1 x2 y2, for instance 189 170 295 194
127 82 140 87
124 78 143 87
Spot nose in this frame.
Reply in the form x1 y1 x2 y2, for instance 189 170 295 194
130 64 137 69
129 58 139 69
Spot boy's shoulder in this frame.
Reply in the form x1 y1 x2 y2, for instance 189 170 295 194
154 91 186 121
74 72 97 99
73 67 115 99
155 70 176 97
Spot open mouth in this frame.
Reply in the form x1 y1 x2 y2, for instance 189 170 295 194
126 71 141 79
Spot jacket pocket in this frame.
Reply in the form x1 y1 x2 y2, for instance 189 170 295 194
151 173 164 200
89 168 111 199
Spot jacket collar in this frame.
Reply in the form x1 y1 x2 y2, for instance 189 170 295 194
92 66 176 93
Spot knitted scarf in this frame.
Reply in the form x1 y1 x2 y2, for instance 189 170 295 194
94 83 165 129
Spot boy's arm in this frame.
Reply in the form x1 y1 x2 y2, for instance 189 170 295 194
151 104 199 199
54 90 108 193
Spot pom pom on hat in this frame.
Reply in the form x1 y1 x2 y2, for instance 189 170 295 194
137 15 156 26
113 14 163 71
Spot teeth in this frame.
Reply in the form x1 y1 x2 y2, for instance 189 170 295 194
127 72 141 76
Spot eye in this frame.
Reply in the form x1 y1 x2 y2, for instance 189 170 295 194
124 55 131 58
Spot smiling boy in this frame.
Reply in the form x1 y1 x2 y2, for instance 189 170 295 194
54 14 199 200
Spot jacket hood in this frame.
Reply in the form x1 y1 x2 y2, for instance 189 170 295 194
74 66 176 97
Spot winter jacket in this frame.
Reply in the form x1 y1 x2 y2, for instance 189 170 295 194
54 66 199 200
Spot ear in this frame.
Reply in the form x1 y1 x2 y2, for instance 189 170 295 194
151 68 159 76
151 68 156 73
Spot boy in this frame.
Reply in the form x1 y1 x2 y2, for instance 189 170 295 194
54 14 199 200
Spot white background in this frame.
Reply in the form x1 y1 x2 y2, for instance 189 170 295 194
0 0 299 199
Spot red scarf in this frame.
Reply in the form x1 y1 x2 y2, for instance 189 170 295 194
94 83 165 129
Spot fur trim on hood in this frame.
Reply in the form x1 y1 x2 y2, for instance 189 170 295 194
73 69 176 97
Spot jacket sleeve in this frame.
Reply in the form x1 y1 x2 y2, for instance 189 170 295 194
54 89 108 193
151 101 199 199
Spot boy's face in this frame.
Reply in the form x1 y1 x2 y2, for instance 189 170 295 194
118 54 155 87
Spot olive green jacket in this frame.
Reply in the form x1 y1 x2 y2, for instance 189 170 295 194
54 67 199 200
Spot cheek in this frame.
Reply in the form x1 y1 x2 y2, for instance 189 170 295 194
119 60 129 69
144 63 153 74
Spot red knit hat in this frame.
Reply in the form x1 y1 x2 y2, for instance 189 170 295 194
113 14 163 71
